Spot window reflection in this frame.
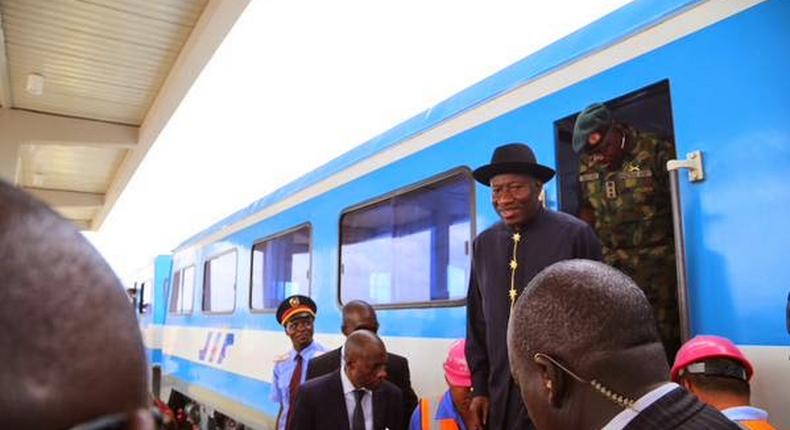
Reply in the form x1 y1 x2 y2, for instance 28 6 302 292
250 226 311 310
203 251 237 312
340 172 472 306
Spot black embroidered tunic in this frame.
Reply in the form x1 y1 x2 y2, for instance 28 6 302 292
466 207 602 429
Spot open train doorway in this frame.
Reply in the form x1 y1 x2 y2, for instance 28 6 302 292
554 80 682 359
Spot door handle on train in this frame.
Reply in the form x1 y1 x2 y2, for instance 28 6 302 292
667 150 704 182
665 150 704 343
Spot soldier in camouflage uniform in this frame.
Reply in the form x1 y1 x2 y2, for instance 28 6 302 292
572 102 680 358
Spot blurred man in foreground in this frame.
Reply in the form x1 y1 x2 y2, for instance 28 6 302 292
0 180 156 429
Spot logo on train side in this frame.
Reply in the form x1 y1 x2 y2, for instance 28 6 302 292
198 331 235 365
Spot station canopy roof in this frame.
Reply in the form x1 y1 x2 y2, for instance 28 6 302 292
0 0 249 230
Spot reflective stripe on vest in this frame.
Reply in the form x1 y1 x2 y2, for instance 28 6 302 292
738 420 776 430
420 398 431 430
417 398 461 430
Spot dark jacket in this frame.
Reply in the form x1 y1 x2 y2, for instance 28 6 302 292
466 209 602 429
624 387 741 429
291 370 403 430
306 347 418 427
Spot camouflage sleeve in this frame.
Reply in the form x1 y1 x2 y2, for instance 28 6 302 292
653 137 676 193
576 156 597 226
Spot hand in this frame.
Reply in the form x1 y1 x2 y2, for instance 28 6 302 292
468 396 489 430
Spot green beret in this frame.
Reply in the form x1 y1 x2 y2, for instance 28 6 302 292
572 103 613 153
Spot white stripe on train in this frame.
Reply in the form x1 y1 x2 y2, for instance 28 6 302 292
144 324 455 401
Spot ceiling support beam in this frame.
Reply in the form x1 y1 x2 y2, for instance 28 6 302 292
0 109 138 148
0 109 138 182
92 0 252 230
23 187 104 209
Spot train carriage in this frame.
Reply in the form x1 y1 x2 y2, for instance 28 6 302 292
133 0 790 428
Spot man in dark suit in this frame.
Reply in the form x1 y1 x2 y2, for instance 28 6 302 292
292 330 402 430
306 300 418 425
507 260 739 430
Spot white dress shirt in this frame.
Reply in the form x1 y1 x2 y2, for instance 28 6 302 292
601 382 679 430
341 366 374 430
722 405 770 422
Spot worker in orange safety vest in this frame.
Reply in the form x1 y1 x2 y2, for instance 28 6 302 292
409 340 477 430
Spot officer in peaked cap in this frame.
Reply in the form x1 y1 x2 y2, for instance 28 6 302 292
270 295 325 430
573 102 680 361
276 294 317 326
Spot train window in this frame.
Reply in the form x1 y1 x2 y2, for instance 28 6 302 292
250 225 311 311
340 170 473 307
182 266 195 313
168 266 195 314
203 250 237 313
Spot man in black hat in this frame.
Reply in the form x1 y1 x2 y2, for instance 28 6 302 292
573 102 680 360
466 143 602 429
271 294 326 430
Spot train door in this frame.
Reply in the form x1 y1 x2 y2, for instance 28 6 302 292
554 81 682 358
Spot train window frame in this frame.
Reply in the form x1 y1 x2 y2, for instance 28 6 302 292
139 279 153 314
168 265 195 315
249 223 313 314
337 167 475 310
201 249 238 315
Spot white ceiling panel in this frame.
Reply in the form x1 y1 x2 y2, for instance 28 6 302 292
1 0 205 124
0 0 248 230
18 144 128 193
0 0 249 229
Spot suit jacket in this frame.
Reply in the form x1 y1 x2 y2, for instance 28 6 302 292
624 387 741 429
306 347 418 427
291 370 403 430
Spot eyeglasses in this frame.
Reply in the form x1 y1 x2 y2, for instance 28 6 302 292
534 352 639 411
68 408 164 430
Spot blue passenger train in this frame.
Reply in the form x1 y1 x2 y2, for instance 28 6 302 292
131 0 790 428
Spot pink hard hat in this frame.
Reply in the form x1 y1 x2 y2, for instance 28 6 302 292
444 340 472 387
670 335 754 383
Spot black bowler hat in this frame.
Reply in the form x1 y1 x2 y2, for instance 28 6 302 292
472 143 555 186
276 294 317 326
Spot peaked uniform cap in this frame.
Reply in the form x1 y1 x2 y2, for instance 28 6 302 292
572 103 614 153
472 143 555 185
276 294 317 326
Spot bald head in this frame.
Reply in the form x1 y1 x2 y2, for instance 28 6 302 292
507 260 667 430
341 300 379 336
344 330 388 390
509 259 659 364
0 181 149 429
